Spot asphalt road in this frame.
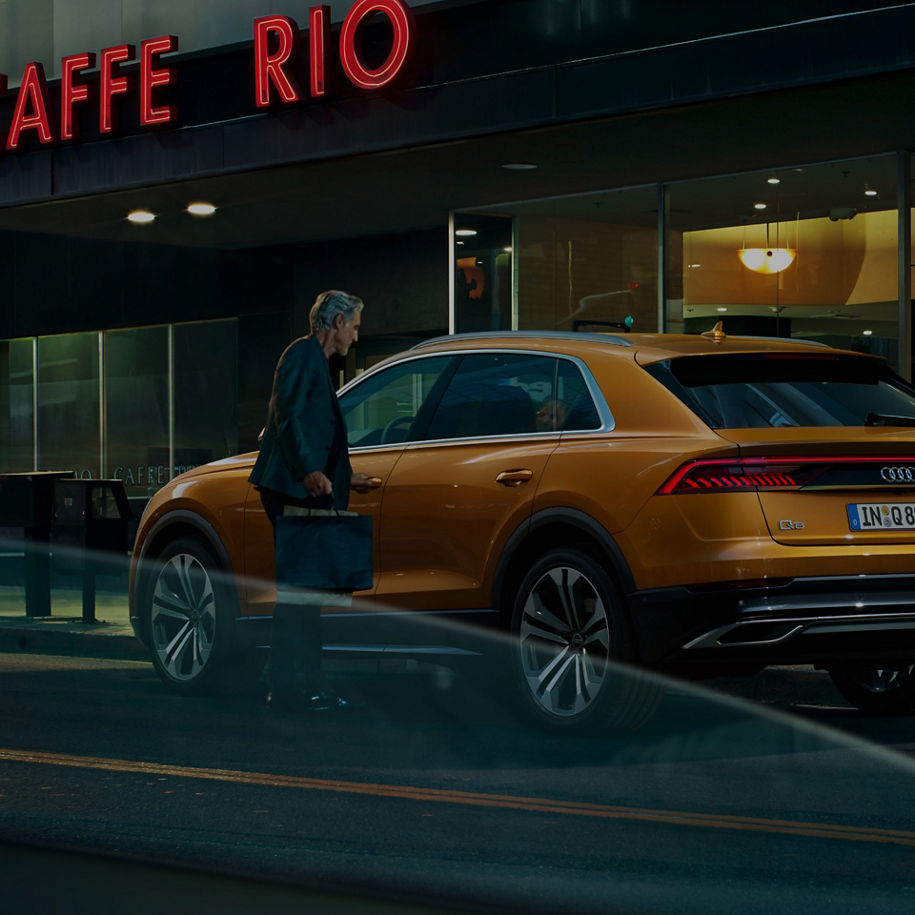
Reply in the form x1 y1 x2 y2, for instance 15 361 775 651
2 653 915 914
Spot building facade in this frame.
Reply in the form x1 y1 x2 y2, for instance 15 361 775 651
2 0 915 512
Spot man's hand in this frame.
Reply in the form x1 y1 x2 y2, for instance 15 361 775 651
350 472 372 494
304 470 333 498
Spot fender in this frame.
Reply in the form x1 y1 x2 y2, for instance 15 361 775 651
492 506 637 613
136 508 233 572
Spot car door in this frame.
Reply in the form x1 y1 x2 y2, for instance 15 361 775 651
242 353 456 615
375 351 564 612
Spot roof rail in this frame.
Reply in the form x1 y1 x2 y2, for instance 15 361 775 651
409 330 634 350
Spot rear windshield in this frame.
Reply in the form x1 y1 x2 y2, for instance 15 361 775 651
644 352 915 429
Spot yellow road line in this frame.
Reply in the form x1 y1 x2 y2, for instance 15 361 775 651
1 746 913 847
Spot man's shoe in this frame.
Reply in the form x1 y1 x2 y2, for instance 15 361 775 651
266 688 350 711
303 689 349 711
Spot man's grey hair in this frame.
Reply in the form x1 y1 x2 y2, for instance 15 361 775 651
309 290 364 332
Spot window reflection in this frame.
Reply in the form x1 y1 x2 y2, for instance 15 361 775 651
37 333 99 477
667 156 900 365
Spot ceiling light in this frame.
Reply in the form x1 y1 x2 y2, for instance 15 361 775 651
864 188 878 197
501 163 537 170
717 307 728 312
767 177 781 185
738 247 796 274
502 246 512 253
862 329 873 336
687 263 701 269
187 201 217 217
127 209 155 225
455 228 478 237
754 202 767 210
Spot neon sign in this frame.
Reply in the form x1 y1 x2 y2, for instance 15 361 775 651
254 0 415 106
0 0 416 151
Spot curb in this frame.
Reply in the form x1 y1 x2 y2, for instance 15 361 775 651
0 623 148 662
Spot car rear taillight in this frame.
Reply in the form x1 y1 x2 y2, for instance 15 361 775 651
658 458 827 495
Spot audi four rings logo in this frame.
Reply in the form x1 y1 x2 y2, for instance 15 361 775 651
880 466 915 482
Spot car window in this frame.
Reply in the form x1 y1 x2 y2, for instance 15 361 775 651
339 355 454 447
644 352 915 429
422 352 601 440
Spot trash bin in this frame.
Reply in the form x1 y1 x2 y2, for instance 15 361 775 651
0 471 76 617
51 479 132 623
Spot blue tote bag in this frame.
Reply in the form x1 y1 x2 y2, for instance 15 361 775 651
275 507 373 593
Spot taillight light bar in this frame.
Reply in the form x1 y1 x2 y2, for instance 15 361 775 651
658 456 886 495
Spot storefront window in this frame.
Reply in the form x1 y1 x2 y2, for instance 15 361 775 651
666 156 900 365
453 215 514 332
459 186 659 334
105 326 170 498
174 319 238 472
0 338 34 473
37 333 100 477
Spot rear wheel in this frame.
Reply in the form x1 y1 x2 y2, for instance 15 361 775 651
827 663 915 715
510 548 664 735
141 536 262 694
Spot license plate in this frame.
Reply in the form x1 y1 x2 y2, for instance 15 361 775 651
847 502 915 530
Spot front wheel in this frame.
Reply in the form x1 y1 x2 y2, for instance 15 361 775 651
827 663 915 715
510 548 663 735
140 536 262 694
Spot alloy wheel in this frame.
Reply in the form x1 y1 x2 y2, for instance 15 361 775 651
151 552 217 682
857 665 915 694
518 566 612 718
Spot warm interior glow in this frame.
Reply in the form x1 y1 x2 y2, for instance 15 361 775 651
737 247 797 274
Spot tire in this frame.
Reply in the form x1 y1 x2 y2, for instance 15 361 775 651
140 536 262 695
827 663 915 716
510 547 664 735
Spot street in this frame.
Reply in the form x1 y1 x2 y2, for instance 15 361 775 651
2 651 915 913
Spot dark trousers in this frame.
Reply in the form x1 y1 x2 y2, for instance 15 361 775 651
259 488 324 696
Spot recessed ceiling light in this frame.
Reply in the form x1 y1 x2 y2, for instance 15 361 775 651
754 202 767 210
455 228 478 237
187 201 217 217
687 263 701 269
767 177 781 185
863 329 873 336
501 163 537 170
127 209 156 225
865 188 878 197
717 307 728 312
502 246 512 253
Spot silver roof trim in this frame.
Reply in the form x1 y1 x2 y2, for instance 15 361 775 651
410 330 634 350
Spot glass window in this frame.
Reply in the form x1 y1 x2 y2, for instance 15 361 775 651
37 333 100 477
424 352 599 439
460 185 658 334
453 215 514 333
0 338 34 472
667 156 900 366
105 326 170 498
174 320 238 474
645 352 915 429
340 355 454 447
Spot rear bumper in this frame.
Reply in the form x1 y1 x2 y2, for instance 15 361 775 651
628 574 915 670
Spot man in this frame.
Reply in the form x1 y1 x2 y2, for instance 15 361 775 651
249 290 370 711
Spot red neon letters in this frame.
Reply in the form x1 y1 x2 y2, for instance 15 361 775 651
2 36 178 150
254 0 415 107
0 1 417 152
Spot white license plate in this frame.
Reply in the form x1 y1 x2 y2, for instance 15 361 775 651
847 502 915 531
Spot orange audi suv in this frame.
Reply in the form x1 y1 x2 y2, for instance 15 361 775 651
129 329 915 732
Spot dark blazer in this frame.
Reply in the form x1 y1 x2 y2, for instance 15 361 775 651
249 335 352 509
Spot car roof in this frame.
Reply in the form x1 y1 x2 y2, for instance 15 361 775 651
406 329 874 365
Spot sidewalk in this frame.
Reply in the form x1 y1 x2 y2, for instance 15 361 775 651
0 584 147 662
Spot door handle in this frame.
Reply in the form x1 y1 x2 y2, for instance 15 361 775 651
496 469 534 487
368 477 383 488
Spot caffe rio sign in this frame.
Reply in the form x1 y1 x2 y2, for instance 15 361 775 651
0 0 415 151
